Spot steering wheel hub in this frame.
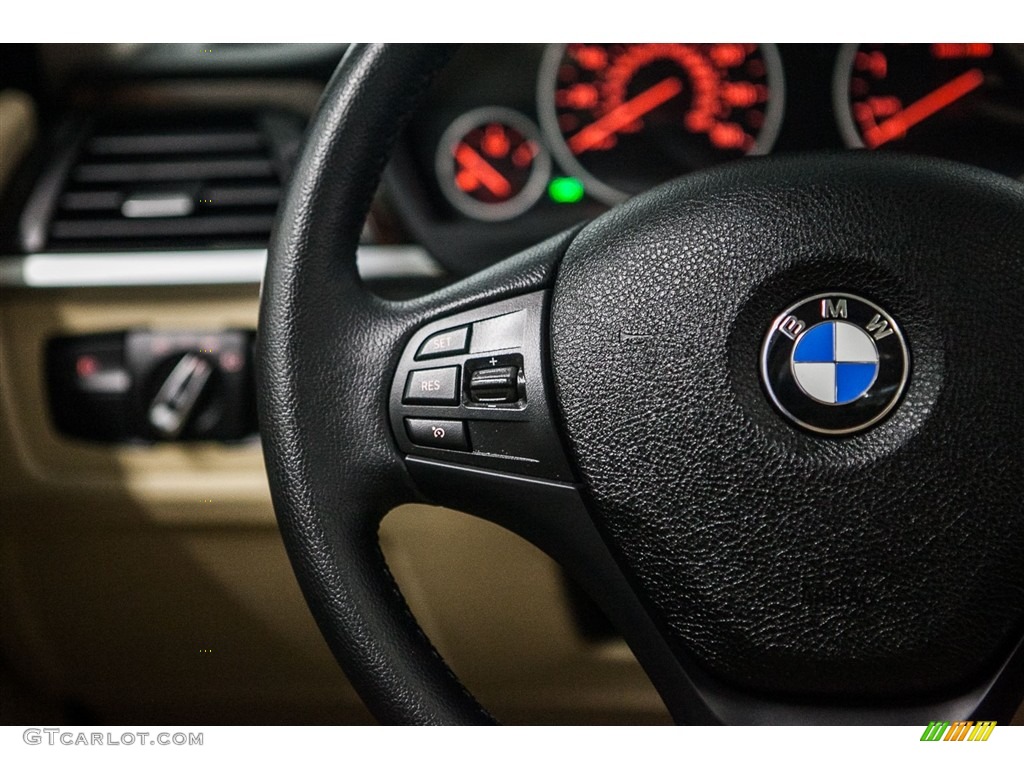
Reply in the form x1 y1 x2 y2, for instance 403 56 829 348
550 155 1024 698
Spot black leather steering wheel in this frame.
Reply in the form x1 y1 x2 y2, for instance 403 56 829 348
257 44 1024 725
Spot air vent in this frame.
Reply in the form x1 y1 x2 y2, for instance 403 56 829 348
38 112 303 251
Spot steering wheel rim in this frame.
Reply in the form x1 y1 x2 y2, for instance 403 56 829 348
257 44 1024 724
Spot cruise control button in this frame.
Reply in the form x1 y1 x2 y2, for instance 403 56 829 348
405 418 469 451
416 326 470 360
403 367 460 405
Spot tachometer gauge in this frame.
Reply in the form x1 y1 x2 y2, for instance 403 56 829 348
834 44 1024 176
435 107 551 221
538 43 785 204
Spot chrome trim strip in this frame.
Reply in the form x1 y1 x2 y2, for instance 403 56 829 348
0 245 445 288
121 192 195 219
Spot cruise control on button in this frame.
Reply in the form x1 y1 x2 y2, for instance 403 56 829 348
405 418 469 451
403 366 460 405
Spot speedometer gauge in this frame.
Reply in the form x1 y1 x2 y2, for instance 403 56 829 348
834 44 1024 177
538 43 785 204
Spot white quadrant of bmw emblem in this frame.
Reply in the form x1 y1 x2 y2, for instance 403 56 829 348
761 294 909 434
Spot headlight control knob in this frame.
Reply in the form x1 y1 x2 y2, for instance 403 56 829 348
147 352 215 439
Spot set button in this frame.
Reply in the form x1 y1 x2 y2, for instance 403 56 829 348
416 326 470 360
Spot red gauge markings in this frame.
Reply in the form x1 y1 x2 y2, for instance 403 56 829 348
863 68 985 149
436 107 551 221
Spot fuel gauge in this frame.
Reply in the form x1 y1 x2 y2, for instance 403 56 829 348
435 107 551 221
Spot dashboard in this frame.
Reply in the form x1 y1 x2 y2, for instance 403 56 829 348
1 42 1022 727
388 44 1024 273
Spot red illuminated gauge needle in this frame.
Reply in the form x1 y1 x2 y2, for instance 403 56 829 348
455 143 512 198
863 68 985 149
568 76 684 155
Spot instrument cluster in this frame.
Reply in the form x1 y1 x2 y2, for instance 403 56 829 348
389 44 1023 272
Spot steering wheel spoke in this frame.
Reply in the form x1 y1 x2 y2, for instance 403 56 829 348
393 263 721 723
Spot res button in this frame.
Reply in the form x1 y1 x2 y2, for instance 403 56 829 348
416 326 470 360
403 366 460 405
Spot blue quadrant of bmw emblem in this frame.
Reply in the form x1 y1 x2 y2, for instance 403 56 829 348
761 294 909 435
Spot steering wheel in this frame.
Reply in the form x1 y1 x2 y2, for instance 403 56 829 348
256 44 1024 724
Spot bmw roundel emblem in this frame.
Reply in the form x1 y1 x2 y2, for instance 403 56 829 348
761 293 910 435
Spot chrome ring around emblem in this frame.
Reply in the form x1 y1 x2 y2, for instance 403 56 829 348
760 293 910 435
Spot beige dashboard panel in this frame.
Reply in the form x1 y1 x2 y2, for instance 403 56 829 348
0 90 36 192
381 505 670 724
0 285 271 523
0 284 667 724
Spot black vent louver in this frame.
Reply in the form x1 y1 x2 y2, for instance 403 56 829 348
40 112 302 251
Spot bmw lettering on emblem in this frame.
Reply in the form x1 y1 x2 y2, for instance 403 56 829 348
761 293 909 434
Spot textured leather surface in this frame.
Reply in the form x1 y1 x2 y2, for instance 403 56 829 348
550 155 1024 699
257 44 574 724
